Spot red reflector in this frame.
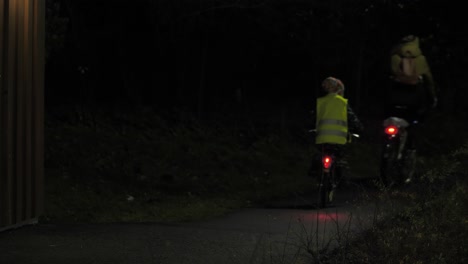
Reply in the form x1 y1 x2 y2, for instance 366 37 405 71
323 156 332 169
385 126 398 135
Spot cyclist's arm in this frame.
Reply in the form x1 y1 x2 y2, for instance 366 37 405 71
347 105 364 133
419 56 438 105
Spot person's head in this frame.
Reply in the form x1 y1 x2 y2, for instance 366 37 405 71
401 34 416 42
390 34 420 55
397 34 422 50
322 77 344 96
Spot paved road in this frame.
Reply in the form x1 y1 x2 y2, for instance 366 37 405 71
1 179 384 264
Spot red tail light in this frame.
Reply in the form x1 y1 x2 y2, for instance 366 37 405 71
385 125 398 135
323 156 332 169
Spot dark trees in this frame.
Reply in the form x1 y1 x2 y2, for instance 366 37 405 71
45 0 468 119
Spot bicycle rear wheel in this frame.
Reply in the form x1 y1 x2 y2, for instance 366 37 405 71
380 145 401 187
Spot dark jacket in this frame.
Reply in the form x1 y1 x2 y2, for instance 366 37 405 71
346 104 364 134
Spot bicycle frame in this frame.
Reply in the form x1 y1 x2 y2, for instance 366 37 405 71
309 129 359 208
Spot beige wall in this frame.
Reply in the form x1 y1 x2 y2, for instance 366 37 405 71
0 0 45 230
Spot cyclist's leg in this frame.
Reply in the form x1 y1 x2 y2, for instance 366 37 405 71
308 144 323 178
405 103 424 150
331 144 346 186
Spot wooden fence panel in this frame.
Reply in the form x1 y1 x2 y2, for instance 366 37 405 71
0 0 44 231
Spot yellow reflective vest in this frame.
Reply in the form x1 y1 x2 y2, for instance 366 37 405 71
316 93 348 144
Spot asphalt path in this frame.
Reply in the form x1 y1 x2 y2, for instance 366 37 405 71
0 178 386 264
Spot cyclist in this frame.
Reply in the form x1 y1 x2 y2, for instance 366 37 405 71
309 77 364 185
385 34 438 152
386 34 437 123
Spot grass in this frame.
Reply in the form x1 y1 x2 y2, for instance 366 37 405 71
43 105 317 223
317 114 468 264
331 152 468 264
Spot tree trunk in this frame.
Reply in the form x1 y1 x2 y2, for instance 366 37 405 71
355 41 364 114
198 38 208 119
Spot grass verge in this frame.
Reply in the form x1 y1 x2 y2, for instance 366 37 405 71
318 114 468 263
43 106 316 223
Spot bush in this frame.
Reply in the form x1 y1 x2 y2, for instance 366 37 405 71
323 141 468 264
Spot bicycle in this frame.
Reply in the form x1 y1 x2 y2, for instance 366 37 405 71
380 111 418 188
310 130 359 208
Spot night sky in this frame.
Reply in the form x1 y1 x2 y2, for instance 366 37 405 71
44 0 468 122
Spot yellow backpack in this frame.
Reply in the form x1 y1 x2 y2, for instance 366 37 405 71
395 55 420 85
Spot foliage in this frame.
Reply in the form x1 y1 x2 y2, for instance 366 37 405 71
45 0 468 118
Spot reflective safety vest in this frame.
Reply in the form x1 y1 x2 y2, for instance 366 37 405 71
316 93 348 144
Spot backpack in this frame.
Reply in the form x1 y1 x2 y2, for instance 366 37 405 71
394 56 420 85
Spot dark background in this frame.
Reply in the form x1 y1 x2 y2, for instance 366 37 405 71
44 0 468 125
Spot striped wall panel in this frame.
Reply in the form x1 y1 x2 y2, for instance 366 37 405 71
0 0 45 231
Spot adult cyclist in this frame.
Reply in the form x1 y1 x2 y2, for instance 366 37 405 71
385 34 438 151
